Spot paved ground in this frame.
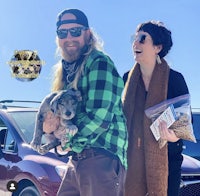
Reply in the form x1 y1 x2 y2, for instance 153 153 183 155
0 190 12 196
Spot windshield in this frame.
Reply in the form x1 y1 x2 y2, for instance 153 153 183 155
10 111 37 143
193 114 200 141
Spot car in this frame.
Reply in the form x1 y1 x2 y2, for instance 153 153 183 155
0 100 68 196
180 108 200 195
180 154 200 196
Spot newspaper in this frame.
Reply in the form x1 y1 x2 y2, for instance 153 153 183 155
150 104 177 141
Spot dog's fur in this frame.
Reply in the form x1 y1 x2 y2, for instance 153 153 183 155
30 89 81 155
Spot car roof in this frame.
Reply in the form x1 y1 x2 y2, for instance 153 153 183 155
1 107 38 112
0 100 40 112
192 108 200 114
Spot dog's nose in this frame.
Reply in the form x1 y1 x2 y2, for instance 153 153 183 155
66 111 72 116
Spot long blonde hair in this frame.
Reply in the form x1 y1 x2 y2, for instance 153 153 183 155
51 29 104 92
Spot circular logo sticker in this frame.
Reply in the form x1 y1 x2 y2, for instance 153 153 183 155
8 50 45 82
7 180 18 192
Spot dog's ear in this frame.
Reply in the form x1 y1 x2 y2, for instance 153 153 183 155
50 91 63 114
75 90 82 102
67 89 82 102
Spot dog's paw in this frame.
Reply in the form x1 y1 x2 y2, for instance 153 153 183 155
60 125 78 148
67 125 78 136
60 135 70 148
38 145 49 155
30 139 41 151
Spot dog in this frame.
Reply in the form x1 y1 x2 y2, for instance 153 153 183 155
30 89 82 155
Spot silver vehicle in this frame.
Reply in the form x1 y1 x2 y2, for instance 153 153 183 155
180 108 200 195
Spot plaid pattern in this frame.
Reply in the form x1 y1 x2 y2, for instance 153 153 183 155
68 49 128 168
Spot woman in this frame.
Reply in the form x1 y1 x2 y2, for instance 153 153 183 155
123 21 189 196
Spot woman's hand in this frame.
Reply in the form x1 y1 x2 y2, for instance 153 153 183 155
159 121 179 142
43 111 60 134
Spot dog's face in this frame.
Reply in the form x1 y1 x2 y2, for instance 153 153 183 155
50 90 82 120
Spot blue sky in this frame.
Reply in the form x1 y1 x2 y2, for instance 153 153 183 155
0 0 200 108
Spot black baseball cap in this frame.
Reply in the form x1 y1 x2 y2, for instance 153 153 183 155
56 9 89 29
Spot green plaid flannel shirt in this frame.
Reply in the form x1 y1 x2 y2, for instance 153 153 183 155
68 49 128 168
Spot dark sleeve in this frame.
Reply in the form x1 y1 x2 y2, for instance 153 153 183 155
123 71 130 85
167 69 189 99
167 69 190 155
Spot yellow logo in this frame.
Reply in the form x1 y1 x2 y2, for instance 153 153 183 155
8 50 45 81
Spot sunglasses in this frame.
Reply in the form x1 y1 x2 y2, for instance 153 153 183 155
134 34 147 44
57 27 88 39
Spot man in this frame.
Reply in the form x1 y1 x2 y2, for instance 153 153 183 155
48 9 128 196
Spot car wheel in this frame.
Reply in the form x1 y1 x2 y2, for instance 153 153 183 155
18 186 40 196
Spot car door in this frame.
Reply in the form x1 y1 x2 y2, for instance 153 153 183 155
0 118 20 192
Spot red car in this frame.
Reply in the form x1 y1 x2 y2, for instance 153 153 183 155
0 101 68 196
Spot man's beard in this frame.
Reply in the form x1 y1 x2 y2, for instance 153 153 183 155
62 41 88 63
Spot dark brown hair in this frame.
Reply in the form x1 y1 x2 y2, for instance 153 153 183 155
136 21 173 58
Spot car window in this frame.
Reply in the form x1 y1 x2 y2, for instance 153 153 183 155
193 114 200 140
0 118 6 127
9 111 37 143
0 118 16 152
0 128 7 150
4 130 16 152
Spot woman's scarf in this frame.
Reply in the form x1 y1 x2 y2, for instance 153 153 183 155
123 59 170 196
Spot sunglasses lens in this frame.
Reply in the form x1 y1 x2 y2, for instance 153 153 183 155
133 34 147 44
69 27 82 37
138 35 146 44
57 29 68 39
57 27 87 39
